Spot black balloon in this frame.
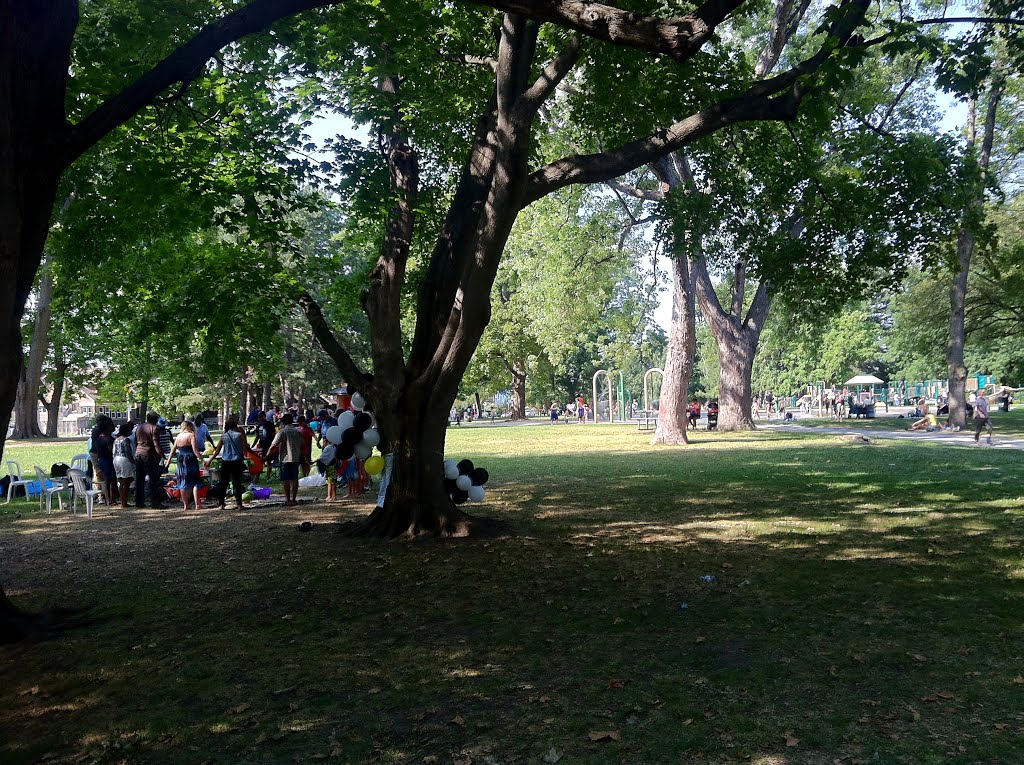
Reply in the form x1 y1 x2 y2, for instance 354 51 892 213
341 427 361 446
457 459 474 475
451 488 469 504
352 412 372 433
443 477 458 493
470 467 489 486
337 443 355 460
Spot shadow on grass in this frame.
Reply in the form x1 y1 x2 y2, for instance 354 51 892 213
2 435 1023 764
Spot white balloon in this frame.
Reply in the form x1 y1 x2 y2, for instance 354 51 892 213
325 425 344 445
443 460 459 480
353 442 373 460
467 485 486 502
361 428 381 448
350 392 366 411
455 475 472 491
338 410 355 429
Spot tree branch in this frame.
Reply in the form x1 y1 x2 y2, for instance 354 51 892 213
64 0 341 166
914 16 1024 26
605 178 664 202
471 0 748 63
523 0 870 204
443 52 499 70
298 291 367 390
517 36 582 115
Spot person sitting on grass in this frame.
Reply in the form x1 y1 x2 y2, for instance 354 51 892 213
910 403 941 432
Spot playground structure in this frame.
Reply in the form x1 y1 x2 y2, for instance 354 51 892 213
642 368 663 413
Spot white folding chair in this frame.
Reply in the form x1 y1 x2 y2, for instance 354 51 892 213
34 465 69 513
5 461 34 504
67 469 103 519
70 453 90 485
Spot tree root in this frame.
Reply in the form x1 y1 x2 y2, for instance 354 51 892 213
343 503 474 539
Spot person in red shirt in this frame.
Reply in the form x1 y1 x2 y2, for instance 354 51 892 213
296 416 315 476
688 399 701 430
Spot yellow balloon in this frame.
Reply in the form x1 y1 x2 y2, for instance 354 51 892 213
364 455 385 476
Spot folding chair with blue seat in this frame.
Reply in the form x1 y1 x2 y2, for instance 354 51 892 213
5 461 34 504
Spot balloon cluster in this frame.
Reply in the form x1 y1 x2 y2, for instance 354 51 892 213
322 391 386 476
443 458 489 504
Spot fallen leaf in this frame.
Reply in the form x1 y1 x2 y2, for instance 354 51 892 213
539 695 552 703
608 679 624 689
722 562 733 569
922 691 956 703
422 757 438 764
367 687 381 694
682 719 694 726
229 703 252 715
1013 676 1024 685
451 715 465 726
542 748 563 763
588 730 621 742
907 705 921 721
785 734 799 747
453 757 472 765
695 636 706 644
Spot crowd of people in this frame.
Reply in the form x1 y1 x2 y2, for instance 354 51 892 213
85 402 372 513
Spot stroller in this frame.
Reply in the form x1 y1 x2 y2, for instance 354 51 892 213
707 400 719 430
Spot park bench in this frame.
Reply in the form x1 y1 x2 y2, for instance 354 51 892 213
634 410 658 431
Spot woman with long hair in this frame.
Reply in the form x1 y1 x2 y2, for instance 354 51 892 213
167 421 203 510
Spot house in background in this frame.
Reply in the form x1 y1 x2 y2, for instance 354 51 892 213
55 388 136 435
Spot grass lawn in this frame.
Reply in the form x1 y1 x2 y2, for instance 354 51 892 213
2 425 1023 765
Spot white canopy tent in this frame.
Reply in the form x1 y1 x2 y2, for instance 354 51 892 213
845 374 884 386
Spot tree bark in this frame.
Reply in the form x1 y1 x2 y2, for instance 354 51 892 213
43 347 67 438
509 365 528 419
693 259 772 430
652 244 696 444
947 72 1004 428
0 0 79 636
12 265 53 438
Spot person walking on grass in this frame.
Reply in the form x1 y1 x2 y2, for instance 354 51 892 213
974 394 994 445
268 413 304 507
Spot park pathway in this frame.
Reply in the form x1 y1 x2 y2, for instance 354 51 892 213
760 422 1024 450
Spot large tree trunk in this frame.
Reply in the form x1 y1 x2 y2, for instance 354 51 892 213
0 0 79 640
12 265 52 438
947 74 1004 428
354 390 472 537
693 259 772 431
43 349 67 438
652 252 695 444
715 328 758 430
509 364 527 419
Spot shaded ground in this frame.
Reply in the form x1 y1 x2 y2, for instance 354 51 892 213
2 427 1024 765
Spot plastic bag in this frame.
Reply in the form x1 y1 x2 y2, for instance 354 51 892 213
298 473 326 488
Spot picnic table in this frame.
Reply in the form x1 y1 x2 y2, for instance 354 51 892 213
634 409 659 431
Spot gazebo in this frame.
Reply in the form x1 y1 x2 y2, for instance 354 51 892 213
844 374 885 418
